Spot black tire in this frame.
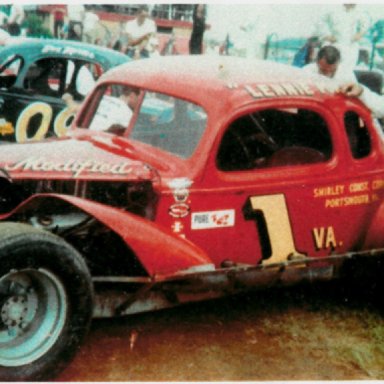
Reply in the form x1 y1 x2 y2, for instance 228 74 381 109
0 222 93 381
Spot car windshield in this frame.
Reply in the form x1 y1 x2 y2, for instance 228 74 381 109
0 54 22 89
131 91 207 158
83 84 208 159
0 54 16 72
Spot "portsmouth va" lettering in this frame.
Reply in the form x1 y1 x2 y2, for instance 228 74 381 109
4 157 133 178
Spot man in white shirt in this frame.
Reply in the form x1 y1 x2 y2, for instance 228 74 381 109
83 9 100 44
303 45 357 84
337 81 384 142
314 4 370 72
125 5 156 59
338 82 384 119
89 87 140 132
67 4 85 41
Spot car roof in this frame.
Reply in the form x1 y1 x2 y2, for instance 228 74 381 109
0 38 129 68
102 55 340 110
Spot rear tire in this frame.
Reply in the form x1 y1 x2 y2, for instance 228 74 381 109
0 222 93 381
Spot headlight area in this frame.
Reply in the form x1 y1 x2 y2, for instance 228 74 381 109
5 179 158 220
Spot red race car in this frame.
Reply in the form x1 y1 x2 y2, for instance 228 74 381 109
0 55 382 380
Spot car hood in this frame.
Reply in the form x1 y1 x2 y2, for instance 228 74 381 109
0 138 155 182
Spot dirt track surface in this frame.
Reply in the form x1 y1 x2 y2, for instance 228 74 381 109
56 281 384 381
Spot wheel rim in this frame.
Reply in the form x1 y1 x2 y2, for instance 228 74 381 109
0 268 67 366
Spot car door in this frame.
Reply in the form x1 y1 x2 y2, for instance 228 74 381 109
188 102 378 268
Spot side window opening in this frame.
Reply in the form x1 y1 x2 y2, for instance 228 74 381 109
217 108 332 172
344 111 371 159
24 58 66 97
65 60 97 101
23 59 97 101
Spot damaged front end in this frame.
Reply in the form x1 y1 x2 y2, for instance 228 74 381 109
0 139 162 279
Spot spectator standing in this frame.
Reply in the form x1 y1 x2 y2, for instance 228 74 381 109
52 6 65 39
314 4 370 71
7 4 24 36
83 8 100 44
67 4 85 41
125 5 156 59
189 4 206 54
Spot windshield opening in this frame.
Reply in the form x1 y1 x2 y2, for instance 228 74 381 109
81 83 207 159
0 54 23 88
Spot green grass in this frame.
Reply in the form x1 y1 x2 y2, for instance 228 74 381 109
255 284 384 378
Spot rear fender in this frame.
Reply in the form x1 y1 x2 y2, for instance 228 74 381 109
0 194 213 277
362 201 384 249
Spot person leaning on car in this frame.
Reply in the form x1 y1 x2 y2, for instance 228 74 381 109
302 45 384 133
302 45 357 83
337 82 384 142
338 82 384 119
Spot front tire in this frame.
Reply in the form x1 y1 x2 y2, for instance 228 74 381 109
0 222 93 381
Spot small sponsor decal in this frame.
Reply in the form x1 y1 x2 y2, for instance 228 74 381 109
312 181 373 209
171 221 184 233
191 209 235 230
169 203 190 218
42 45 95 59
0 119 14 136
168 177 193 203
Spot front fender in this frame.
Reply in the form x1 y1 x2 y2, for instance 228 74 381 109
0 194 214 277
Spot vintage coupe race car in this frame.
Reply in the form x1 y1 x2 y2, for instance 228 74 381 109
0 39 129 143
0 55 383 380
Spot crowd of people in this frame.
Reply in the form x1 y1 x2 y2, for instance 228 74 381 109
0 4 207 59
293 4 370 70
1 3 384 122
